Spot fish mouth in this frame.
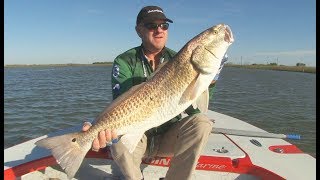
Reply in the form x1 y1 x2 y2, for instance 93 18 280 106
224 25 234 43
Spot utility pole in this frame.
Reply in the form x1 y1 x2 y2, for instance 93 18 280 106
241 56 242 66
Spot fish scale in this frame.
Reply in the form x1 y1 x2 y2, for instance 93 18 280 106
35 23 234 179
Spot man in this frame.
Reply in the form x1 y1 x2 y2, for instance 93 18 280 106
83 5 227 180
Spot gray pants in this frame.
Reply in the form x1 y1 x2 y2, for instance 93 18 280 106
110 113 213 180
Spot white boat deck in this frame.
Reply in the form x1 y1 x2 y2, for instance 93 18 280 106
207 111 316 180
4 110 316 180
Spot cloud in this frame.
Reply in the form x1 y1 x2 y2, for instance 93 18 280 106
254 49 316 56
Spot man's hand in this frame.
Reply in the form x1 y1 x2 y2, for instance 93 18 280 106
82 121 119 152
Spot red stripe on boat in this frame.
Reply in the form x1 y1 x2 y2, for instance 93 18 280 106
4 156 57 179
269 145 303 154
4 145 285 180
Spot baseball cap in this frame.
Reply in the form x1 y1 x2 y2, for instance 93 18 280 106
136 6 173 25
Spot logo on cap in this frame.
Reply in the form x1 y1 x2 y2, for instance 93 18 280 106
147 9 163 14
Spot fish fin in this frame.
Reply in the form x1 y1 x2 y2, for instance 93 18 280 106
180 75 198 104
181 73 210 105
120 132 145 153
195 89 209 113
35 132 91 179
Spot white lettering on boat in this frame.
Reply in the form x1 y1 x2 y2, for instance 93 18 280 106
141 156 227 170
142 157 171 166
196 163 226 170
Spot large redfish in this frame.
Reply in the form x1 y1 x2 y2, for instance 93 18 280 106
35 23 234 179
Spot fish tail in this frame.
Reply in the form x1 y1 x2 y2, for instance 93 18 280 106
35 132 91 179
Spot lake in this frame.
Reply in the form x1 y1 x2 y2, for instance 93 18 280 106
4 66 316 158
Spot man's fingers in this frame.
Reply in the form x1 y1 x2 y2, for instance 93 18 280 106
82 124 90 131
91 129 119 151
92 138 100 152
111 130 118 142
105 129 112 143
82 121 92 132
98 131 107 148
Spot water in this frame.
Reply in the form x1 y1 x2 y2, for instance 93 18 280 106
4 66 316 158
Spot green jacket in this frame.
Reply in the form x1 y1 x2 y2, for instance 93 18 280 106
111 45 216 136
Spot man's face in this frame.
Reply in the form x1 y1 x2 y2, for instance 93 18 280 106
136 19 169 53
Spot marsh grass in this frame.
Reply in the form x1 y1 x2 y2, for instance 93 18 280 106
4 63 113 68
226 64 316 73
4 63 316 74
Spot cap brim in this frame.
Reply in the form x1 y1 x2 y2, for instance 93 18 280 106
143 17 173 24
165 18 173 23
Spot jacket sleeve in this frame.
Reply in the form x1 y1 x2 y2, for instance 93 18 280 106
111 57 133 100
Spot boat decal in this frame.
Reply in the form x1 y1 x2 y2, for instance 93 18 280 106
269 145 303 154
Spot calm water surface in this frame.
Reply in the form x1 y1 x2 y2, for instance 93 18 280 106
4 66 316 158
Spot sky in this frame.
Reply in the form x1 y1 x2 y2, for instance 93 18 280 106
4 0 316 66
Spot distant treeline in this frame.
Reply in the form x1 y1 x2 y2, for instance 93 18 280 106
4 62 315 74
225 63 315 73
4 62 114 68
92 62 113 65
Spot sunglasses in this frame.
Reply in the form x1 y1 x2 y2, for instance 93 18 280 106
144 22 169 30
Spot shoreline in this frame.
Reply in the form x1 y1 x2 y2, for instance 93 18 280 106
4 63 113 68
225 64 315 74
4 63 316 74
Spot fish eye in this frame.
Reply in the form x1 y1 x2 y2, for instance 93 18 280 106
72 138 77 142
212 27 218 34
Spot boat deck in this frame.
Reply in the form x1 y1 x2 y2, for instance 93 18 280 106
4 111 316 180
